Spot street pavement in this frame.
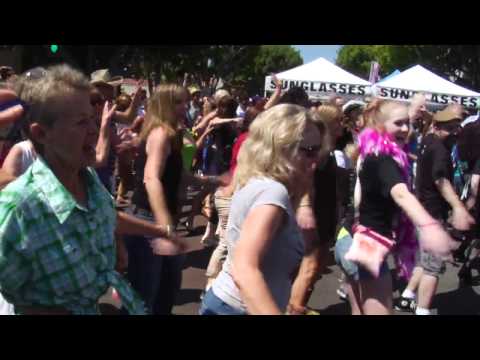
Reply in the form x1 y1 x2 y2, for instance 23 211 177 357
173 215 480 315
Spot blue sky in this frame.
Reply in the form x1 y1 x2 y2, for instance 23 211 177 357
292 45 342 64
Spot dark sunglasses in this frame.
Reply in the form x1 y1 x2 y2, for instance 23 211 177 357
437 122 461 133
298 145 322 158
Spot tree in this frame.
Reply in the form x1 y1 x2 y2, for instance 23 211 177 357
336 45 480 90
336 45 419 79
251 45 303 93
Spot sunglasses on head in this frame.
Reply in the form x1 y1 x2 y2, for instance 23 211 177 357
298 144 322 158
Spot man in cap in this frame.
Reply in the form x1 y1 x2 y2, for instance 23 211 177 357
395 105 475 315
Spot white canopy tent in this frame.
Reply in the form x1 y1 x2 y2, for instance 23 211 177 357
264 57 371 100
373 65 480 109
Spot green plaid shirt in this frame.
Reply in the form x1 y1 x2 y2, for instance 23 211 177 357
0 157 146 315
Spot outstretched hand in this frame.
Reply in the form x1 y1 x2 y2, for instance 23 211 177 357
149 236 191 256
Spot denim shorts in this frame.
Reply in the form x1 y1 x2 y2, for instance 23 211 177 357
334 227 359 281
335 227 389 281
199 289 246 315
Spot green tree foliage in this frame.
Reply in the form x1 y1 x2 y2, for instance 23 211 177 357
336 45 480 90
2 45 304 94
336 45 419 79
251 45 303 92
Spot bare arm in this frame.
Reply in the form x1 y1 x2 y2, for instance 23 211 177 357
116 211 188 255
1 144 24 177
192 110 217 135
113 82 144 125
144 128 173 227
264 74 282 110
435 178 475 230
231 205 285 315
0 168 15 190
209 117 243 127
0 89 23 128
390 183 454 258
116 211 168 238
94 103 117 168
466 174 480 210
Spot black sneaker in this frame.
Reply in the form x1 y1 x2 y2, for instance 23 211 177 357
394 297 416 313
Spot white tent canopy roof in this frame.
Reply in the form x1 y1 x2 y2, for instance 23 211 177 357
375 65 480 97
275 57 371 85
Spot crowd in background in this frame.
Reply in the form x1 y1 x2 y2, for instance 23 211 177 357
0 63 479 315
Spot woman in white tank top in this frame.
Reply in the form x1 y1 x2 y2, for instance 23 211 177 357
1 140 37 177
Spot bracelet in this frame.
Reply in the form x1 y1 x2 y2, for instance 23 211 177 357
164 224 175 238
298 203 312 208
418 221 440 228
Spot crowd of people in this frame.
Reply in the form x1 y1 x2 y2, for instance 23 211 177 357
0 62 479 315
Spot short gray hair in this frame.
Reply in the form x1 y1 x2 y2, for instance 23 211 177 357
15 64 91 153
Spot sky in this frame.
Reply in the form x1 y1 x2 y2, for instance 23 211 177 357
292 45 341 64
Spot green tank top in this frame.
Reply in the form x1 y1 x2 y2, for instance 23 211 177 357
182 143 196 171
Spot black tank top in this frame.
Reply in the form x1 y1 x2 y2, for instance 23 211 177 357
132 133 183 217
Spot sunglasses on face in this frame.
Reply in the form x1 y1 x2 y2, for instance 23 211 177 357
298 144 322 159
437 122 461 133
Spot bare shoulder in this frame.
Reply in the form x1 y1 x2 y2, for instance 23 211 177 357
146 127 171 156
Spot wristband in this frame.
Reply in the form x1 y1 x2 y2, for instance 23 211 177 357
418 221 440 228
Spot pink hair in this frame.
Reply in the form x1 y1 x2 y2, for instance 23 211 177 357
358 127 418 280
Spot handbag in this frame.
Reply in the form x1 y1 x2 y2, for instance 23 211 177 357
344 224 396 278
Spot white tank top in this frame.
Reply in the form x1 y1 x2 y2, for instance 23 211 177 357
16 140 37 175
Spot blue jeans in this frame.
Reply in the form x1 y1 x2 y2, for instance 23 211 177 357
125 234 185 315
199 289 246 315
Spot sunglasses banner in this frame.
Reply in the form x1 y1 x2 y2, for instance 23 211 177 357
264 76 371 99
375 86 480 109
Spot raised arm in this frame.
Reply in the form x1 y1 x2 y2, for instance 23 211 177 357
264 74 283 110
113 81 144 125
94 102 117 168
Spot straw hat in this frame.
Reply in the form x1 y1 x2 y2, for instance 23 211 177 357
90 69 123 88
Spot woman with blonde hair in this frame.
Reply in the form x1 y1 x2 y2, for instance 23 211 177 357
125 83 191 314
199 104 329 315
339 99 455 315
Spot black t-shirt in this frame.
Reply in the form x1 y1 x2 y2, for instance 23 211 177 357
415 134 453 220
359 154 405 237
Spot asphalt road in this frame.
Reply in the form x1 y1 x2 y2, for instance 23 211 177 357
173 215 480 316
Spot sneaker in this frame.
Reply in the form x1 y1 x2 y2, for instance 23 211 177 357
394 297 416 313
337 287 348 301
304 308 320 315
